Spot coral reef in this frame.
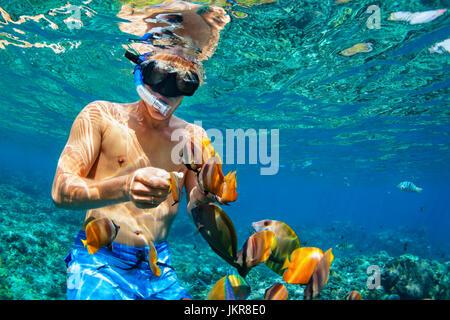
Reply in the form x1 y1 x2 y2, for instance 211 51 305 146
0 179 448 300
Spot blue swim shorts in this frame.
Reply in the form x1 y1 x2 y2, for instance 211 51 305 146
64 231 192 300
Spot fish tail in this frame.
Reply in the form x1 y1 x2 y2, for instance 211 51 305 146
416 187 423 193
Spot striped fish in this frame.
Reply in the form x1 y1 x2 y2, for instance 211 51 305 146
397 181 423 194
81 217 120 255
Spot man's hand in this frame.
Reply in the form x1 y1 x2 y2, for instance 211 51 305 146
187 185 216 214
125 167 171 209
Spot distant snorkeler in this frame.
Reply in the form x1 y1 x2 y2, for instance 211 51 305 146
52 1 230 300
397 181 423 194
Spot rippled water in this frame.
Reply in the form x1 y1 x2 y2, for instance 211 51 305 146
0 0 449 299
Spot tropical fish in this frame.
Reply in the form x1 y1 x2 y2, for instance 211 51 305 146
148 240 161 277
264 283 288 300
198 155 238 204
301 160 312 169
335 243 354 250
168 171 184 205
252 219 300 275
180 135 217 173
346 290 362 300
429 39 450 54
191 203 239 268
207 270 250 300
388 9 447 25
304 248 334 300
81 217 120 255
282 247 324 284
397 181 422 193
339 43 373 56
235 230 277 277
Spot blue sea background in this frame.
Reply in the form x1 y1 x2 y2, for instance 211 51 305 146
0 0 449 299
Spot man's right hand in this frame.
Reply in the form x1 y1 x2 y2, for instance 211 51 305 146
125 167 171 209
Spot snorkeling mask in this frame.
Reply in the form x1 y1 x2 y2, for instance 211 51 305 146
125 34 200 116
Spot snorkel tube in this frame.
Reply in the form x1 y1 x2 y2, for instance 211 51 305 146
126 32 174 117
133 63 173 117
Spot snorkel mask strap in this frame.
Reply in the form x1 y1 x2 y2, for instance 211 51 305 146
125 34 173 117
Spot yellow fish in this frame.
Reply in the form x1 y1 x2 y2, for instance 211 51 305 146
252 220 300 275
304 248 334 300
198 155 237 205
339 43 373 56
148 240 161 277
282 247 324 284
346 290 362 300
207 271 250 300
168 171 183 205
81 217 120 255
235 230 277 277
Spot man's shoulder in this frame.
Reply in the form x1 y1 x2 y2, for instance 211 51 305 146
79 100 133 120
83 100 119 113
172 117 207 137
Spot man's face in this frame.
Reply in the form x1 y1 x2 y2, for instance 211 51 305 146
144 85 184 121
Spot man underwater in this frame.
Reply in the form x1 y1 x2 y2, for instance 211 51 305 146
52 2 230 300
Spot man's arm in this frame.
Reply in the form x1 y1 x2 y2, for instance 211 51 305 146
52 102 170 210
51 102 129 210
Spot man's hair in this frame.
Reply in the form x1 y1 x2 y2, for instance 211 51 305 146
148 53 204 85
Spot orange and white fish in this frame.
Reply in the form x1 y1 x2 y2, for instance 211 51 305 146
264 283 288 300
282 247 324 284
339 43 373 56
180 136 217 172
168 171 184 205
147 240 161 277
304 248 334 300
198 155 237 205
346 290 362 300
235 230 277 277
81 217 120 255
388 9 447 25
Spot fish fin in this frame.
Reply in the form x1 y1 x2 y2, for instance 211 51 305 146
82 216 97 229
194 224 204 235
111 221 120 234
81 239 87 248
416 187 423 193
87 245 99 255
281 256 290 270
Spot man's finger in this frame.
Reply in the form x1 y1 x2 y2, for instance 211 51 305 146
135 174 170 190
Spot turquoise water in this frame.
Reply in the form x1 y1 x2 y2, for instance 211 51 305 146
0 0 449 299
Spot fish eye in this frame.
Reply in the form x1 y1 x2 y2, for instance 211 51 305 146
263 221 269 226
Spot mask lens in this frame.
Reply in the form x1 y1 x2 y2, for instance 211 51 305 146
176 72 199 96
142 59 199 97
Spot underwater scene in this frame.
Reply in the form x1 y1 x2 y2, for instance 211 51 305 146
0 0 449 300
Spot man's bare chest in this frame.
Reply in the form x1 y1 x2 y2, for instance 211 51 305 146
92 124 183 178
